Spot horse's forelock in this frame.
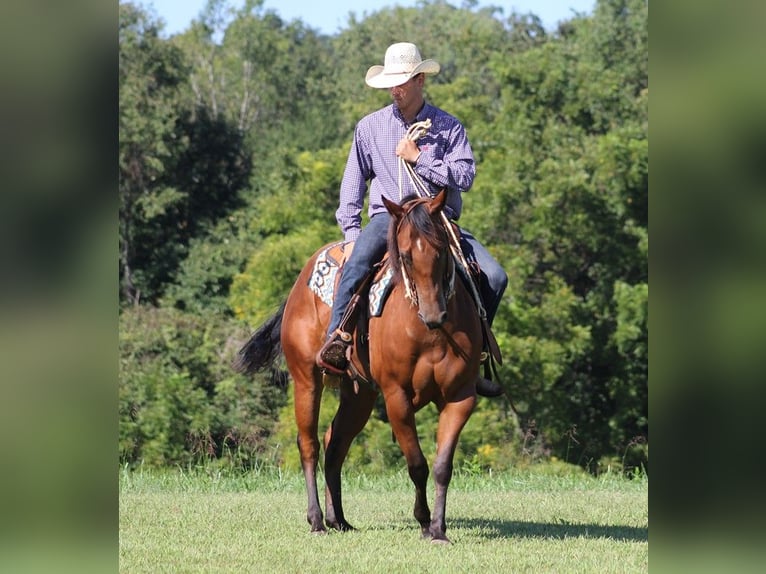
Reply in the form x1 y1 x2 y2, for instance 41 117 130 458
405 197 447 251
411 203 446 249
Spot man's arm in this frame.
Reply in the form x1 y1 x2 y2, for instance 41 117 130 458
413 121 475 192
335 127 370 242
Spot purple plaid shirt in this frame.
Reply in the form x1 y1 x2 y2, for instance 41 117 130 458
336 102 476 241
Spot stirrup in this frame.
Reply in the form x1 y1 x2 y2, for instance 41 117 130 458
316 331 351 375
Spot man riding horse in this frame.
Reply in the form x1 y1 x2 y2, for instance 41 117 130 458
316 42 508 397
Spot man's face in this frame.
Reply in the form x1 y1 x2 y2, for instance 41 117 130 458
390 74 424 110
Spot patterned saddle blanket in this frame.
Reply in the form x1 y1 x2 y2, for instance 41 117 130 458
307 241 394 317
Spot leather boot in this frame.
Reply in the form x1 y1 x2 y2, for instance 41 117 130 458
316 332 351 374
316 269 376 375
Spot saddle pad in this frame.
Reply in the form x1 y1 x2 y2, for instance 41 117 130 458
368 267 394 317
307 241 345 307
307 243 394 316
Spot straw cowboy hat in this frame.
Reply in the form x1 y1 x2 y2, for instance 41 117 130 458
365 42 441 89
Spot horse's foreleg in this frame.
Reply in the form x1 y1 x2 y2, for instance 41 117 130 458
385 390 431 538
429 391 476 544
294 372 326 533
323 382 377 531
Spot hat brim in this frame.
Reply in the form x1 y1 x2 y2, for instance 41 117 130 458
365 60 440 89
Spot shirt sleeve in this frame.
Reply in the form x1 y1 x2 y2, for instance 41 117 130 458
335 125 370 242
414 120 475 193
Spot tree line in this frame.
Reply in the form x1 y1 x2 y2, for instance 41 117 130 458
119 0 648 474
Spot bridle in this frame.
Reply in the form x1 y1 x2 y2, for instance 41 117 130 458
393 198 456 308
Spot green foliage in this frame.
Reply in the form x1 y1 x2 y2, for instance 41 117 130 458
119 306 287 467
118 0 648 473
173 0 342 153
161 145 345 316
229 225 332 324
455 0 648 470
120 3 251 305
248 147 347 235
228 147 346 324
119 3 190 303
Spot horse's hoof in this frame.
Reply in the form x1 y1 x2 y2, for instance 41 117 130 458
424 527 451 545
310 527 328 535
327 521 355 532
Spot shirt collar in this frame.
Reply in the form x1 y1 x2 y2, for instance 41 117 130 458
392 101 430 126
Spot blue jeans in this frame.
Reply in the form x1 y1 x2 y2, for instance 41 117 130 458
326 214 508 336
327 213 391 337
458 228 508 326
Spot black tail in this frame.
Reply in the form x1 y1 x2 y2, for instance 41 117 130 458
232 300 286 375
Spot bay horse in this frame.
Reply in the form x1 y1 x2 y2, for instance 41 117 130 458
234 190 483 543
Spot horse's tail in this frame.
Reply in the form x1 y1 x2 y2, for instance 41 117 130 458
232 300 286 376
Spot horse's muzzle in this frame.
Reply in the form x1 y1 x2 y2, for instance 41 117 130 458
419 310 448 329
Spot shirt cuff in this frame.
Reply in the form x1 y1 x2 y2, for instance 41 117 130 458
414 148 430 176
344 228 361 242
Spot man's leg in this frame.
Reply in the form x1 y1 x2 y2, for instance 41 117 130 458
459 229 508 397
317 214 390 373
459 229 508 326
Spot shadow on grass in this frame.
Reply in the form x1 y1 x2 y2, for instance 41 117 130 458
450 518 648 542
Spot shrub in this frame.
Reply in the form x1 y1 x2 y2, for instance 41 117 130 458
119 305 287 468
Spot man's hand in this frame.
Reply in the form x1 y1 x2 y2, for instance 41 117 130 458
396 138 421 164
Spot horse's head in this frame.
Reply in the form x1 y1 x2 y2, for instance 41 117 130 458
383 190 455 329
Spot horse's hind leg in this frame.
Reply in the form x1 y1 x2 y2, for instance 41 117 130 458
429 391 476 544
293 368 326 533
323 382 377 531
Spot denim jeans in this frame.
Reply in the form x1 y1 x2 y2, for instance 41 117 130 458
326 213 391 337
458 227 508 326
326 215 508 337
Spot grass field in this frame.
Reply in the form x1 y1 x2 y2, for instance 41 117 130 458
119 466 647 573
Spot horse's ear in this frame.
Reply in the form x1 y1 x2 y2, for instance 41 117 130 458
428 189 447 215
383 195 404 218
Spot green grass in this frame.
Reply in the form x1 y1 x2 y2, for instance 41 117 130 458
120 466 647 573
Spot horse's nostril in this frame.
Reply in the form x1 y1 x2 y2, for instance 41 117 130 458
419 311 446 330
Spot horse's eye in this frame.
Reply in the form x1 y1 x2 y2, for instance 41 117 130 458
401 252 413 267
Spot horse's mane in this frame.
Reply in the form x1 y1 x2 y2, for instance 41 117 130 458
387 194 449 286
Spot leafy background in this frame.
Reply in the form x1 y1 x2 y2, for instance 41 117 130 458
119 0 647 475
